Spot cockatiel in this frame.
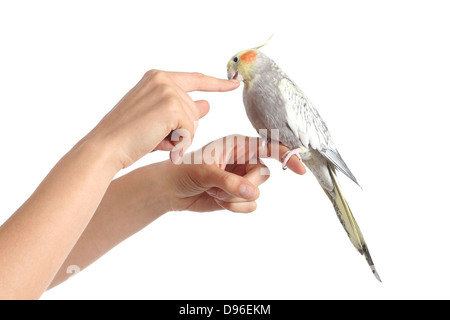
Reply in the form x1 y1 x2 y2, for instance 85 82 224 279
227 41 381 282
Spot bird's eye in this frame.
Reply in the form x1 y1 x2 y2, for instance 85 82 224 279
233 56 239 63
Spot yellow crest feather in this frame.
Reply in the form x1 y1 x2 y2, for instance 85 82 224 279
252 34 274 50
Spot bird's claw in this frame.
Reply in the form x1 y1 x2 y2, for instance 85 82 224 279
281 148 305 170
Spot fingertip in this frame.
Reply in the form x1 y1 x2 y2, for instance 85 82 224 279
238 183 258 200
195 99 210 107
236 201 257 214
272 143 307 175
287 156 307 175
180 72 241 92
247 201 257 213
220 79 240 91
294 156 307 175
299 165 307 175
214 199 257 214
231 79 241 89
195 99 210 118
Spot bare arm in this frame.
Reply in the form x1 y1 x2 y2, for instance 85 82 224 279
0 71 240 299
0 139 118 299
47 161 171 289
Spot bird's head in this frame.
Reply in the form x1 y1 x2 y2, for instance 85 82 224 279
227 36 273 88
227 49 261 85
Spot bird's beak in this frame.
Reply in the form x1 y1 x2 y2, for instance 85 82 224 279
227 69 244 81
227 69 236 80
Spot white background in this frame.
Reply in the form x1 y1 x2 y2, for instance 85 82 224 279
0 0 449 299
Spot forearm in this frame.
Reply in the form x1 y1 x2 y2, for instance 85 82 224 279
48 161 172 289
0 139 119 299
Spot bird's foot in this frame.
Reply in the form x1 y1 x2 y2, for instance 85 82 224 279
281 147 307 170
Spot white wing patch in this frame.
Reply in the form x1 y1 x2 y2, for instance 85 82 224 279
278 78 359 185
278 78 334 151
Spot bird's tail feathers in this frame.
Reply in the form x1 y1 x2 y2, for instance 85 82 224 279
322 164 381 282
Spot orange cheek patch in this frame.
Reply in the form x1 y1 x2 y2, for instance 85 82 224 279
241 50 258 63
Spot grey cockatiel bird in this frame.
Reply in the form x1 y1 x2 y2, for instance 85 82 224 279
227 42 381 282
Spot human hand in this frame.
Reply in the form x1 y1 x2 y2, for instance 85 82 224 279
85 70 240 170
156 135 306 213
44 135 304 290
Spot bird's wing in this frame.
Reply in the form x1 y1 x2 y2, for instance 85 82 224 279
278 78 359 185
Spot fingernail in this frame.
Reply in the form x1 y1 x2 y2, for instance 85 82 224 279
215 199 225 206
239 184 255 199
206 188 217 196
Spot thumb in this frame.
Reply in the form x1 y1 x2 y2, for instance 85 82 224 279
203 166 259 201
195 100 210 119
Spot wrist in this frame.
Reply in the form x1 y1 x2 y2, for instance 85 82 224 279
74 133 125 175
124 161 174 216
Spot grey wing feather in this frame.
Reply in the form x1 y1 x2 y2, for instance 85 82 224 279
320 149 359 186
278 78 359 186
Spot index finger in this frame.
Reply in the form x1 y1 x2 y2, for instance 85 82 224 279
251 137 307 175
217 135 307 175
170 72 241 92
273 143 307 175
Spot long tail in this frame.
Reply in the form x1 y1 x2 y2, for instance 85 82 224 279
323 164 381 282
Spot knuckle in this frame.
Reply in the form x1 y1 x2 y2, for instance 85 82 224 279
191 72 205 79
159 84 177 99
191 72 205 89
152 70 167 82
160 90 182 127
146 69 168 84
144 69 159 78
166 98 182 115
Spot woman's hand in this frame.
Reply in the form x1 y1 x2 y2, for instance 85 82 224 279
85 70 240 170
47 134 306 289
159 135 306 213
